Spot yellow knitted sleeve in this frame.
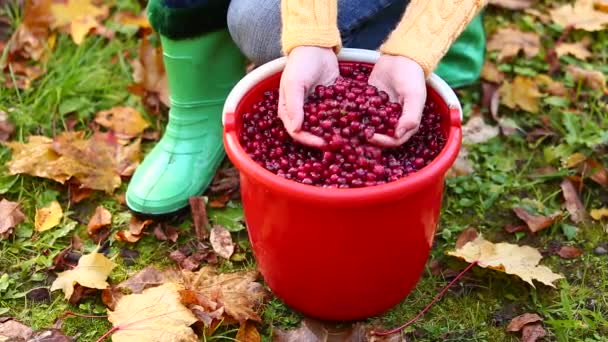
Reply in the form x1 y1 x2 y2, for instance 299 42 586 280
379 0 488 76
280 0 341 55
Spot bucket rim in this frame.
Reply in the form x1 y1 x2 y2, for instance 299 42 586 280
222 48 463 206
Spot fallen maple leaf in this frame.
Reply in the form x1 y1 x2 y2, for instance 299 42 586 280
455 227 479 249
50 250 116 300
236 321 261 342
210 225 234 259
35 200 63 232
0 111 15 142
462 115 500 145
591 208 608 220
489 0 535 9
94 106 150 139
0 317 33 341
87 205 112 235
560 179 589 224
550 0 608 31
535 74 569 96
129 215 154 235
481 61 505 83
566 65 607 91
487 28 540 61
115 230 142 243
446 147 475 178
0 198 26 239
4 131 142 193
500 76 542 113
521 323 547 342
273 318 369 342
557 246 584 259
176 266 269 324
130 34 170 107
447 234 564 287
118 266 169 294
107 282 199 342
513 207 562 233
7 0 54 62
507 313 543 332
114 11 152 30
50 0 110 45
556 40 592 60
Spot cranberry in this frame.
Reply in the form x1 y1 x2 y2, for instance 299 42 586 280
238 64 446 188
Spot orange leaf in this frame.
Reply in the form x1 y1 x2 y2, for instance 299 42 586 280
513 207 561 233
95 106 150 139
87 205 112 235
557 246 583 259
236 321 261 342
129 215 154 235
130 34 169 107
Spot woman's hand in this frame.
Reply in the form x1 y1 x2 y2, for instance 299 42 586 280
368 54 427 147
278 46 339 148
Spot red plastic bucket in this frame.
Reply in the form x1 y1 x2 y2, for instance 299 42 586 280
222 49 462 321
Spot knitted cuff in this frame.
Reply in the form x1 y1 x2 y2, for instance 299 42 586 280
147 0 230 40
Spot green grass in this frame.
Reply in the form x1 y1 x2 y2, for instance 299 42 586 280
1 1 608 341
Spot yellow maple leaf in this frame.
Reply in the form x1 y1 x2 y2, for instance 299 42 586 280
550 0 608 31
487 28 540 61
50 0 109 45
591 208 608 220
500 76 542 113
107 282 199 342
447 234 564 288
94 106 150 140
35 200 63 232
50 250 116 299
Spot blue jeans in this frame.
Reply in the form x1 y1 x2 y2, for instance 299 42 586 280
227 0 409 66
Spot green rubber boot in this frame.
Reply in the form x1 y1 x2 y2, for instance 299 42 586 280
126 30 247 215
435 13 486 88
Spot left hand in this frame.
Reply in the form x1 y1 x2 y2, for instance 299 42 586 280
367 54 427 147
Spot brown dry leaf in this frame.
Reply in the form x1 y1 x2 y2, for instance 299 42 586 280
107 282 199 342
236 321 261 342
210 225 234 259
590 208 608 220
455 228 479 249
522 323 547 342
462 115 500 145
115 230 143 243
489 0 535 9
4 61 45 90
597 0 608 12
487 28 540 61
7 0 54 62
34 200 63 232
3 131 142 193
500 76 542 113
513 207 562 233
0 317 33 340
177 266 270 324
50 250 116 300
50 0 110 45
68 181 93 203
481 61 505 83
447 147 475 178
0 111 15 142
550 0 608 31
101 285 123 311
582 159 608 187
560 179 589 223
129 215 154 235
563 152 587 168
525 8 551 23
118 266 169 294
507 313 543 332
273 319 369 342
535 74 569 96
566 65 607 91
0 199 26 240
87 205 112 235
556 40 592 60
130 34 170 107
447 234 564 287
94 106 150 139
557 246 584 259
189 197 209 240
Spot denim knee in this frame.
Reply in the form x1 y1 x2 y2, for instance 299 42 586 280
227 0 283 66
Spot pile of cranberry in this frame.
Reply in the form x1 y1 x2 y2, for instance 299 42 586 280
239 63 446 188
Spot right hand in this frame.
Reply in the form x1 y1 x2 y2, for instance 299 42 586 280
278 46 339 148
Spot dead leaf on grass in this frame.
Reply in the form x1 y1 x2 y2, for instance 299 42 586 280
513 207 562 233
235 321 261 342
556 39 592 60
487 28 540 61
455 227 479 249
50 250 116 300
101 285 123 311
115 230 142 243
7 0 54 62
489 0 535 10
0 198 26 240
557 246 584 259
462 115 499 145
590 208 608 220
0 111 15 142
507 313 543 332
273 318 368 342
114 11 152 31
35 200 63 232
94 106 150 139
118 266 169 294
566 65 607 91
550 0 608 31
129 215 154 235
87 205 112 235
129 34 169 107
481 61 505 83
535 74 569 97
446 147 475 178
108 282 199 342
50 0 110 45
0 317 33 341
189 197 209 240
560 179 589 224
210 225 234 259
500 76 542 113
447 234 564 287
